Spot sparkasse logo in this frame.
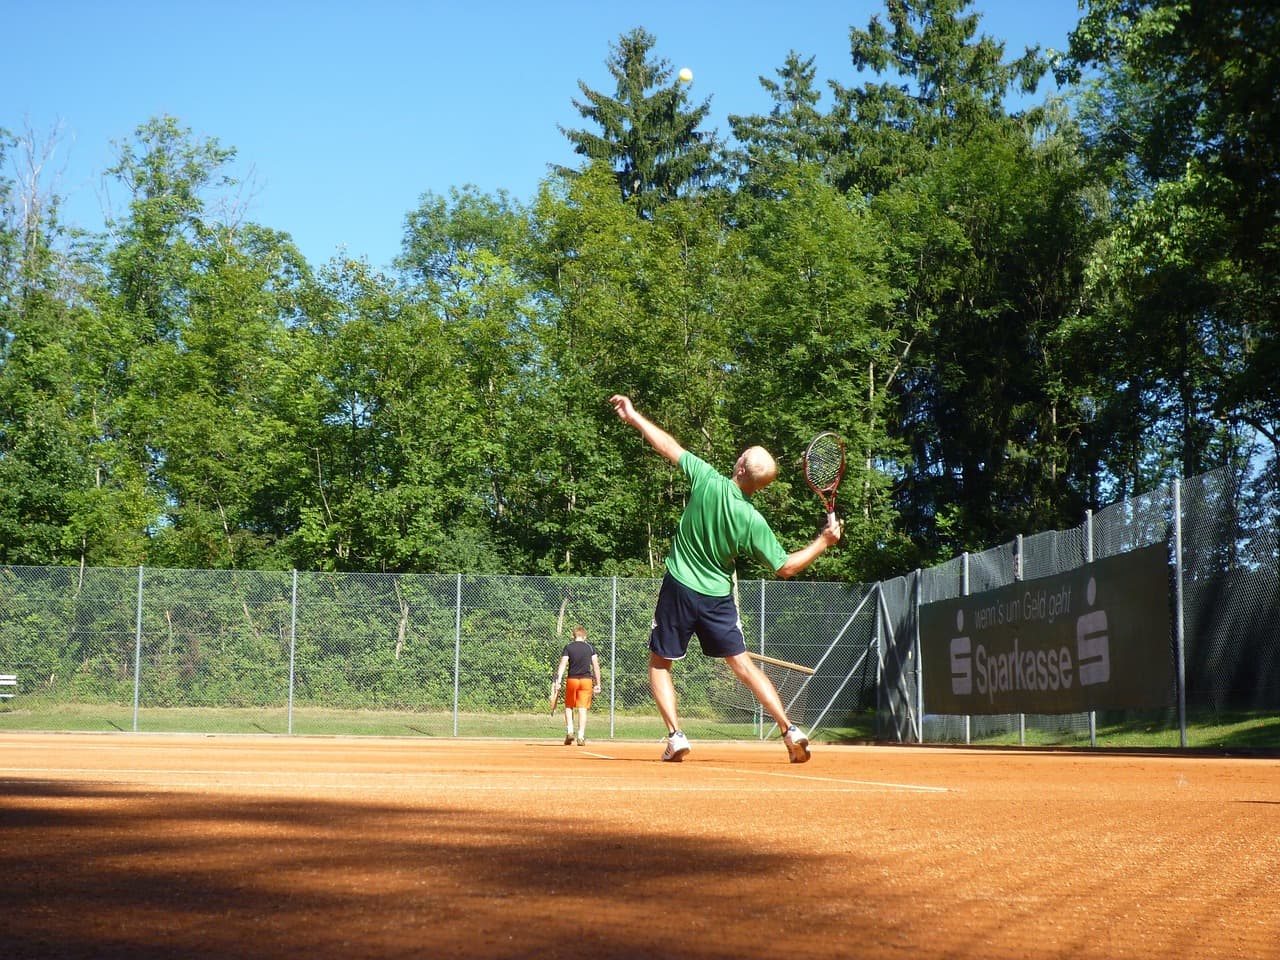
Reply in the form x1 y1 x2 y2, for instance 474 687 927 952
949 578 1111 704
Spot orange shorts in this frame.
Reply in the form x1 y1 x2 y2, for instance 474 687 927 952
564 677 594 709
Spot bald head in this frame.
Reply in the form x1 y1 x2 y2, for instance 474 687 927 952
734 446 778 495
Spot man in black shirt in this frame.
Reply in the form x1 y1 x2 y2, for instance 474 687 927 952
554 626 602 746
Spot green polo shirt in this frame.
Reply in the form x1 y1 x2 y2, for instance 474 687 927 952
665 451 789 597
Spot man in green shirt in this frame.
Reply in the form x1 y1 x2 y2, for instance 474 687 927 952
609 394 843 763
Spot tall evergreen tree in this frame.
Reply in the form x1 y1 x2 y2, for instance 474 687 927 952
728 52 834 194
831 0 1046 194
558 27 722 216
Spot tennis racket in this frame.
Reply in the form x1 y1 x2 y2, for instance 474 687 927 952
803 431 846 524
548 678 561 716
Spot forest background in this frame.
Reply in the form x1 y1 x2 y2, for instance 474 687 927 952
2 0 1277 586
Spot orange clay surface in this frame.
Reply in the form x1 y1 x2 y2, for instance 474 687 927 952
1 732 1277 960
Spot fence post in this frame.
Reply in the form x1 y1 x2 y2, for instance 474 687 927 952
132 565 144 732
914 570 923 743
453 573 462 737
1085 511 1096 747
1015 534 1025 746
962 552 970 745
1173 479 1187 748
874 583 883 741
610 576 617 740
757 579 766 739
288 569 298 735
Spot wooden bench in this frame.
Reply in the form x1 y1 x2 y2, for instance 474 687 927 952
0 674 16 699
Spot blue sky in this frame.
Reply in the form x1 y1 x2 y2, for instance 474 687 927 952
6 0 1085 271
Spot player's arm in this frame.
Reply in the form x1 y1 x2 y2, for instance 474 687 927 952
553 654 569 685
775 517 843 579
609 394 685 465
590 653 602 692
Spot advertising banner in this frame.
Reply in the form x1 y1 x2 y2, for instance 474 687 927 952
920 544 1173 715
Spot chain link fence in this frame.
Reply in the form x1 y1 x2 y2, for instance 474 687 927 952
0 565 872 742
1 467 1274 746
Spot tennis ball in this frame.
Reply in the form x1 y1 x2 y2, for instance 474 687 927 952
678 67 693 83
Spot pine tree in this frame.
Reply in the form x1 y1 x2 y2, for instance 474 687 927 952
728 52 834 194
558 27 722 216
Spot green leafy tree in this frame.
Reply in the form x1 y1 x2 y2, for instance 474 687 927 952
91 117 313 569
0 124 155 565
1059 0 1280 489
730 167 910 579
140 223 310 569
290 255 491 573
396 187 540 571
0 125 77 563
528 166 748 575
832 0 1047 195
886 122 1097 551
103 116 237 342
814 1 1098 555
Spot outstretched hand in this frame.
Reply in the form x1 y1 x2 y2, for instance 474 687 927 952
609 394 635 424
608 393 685 464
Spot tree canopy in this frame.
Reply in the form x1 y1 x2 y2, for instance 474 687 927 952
2 0 1274 579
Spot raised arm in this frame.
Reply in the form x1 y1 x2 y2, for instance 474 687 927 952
609 394 685 465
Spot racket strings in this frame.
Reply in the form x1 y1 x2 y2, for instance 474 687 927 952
804 438 844 490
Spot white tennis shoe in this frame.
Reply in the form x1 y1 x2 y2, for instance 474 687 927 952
661 730 690 762
783 725 811 763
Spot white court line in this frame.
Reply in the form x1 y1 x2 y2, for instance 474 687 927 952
3 756 952 794
707 766 950 792
0 776 893 795
574 752 950 792
1 765 947 794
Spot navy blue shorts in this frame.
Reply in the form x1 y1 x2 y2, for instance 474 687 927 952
649 573 747 660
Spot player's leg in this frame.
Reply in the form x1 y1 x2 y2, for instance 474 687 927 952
649 651 681 733
576 706 587 745
705 596 811 764
695 598 785 721
562 701 575 744
725 652 790 728
648 575 694 760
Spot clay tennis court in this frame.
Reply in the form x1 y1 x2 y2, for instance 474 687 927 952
2 732 1276 959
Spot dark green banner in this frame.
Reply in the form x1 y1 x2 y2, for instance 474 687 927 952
920 544 1173 715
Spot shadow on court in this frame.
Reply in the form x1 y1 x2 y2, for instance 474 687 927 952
0 777 870 960
5 735 1277 960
